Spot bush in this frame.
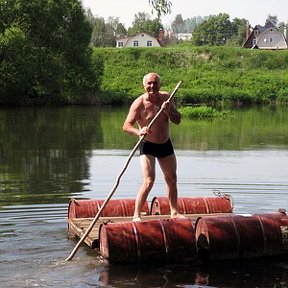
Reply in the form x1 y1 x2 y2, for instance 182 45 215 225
179 106 230 119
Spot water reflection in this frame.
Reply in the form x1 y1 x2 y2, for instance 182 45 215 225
1 106 288 207
174 105 288 150
0 107 103 205
98 260 288 288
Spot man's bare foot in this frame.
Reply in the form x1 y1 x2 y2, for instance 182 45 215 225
171 212 186 219
133 216 142 222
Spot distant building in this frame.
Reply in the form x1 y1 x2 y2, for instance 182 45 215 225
175 33 192 41
243 19 287 50
116 33 161 48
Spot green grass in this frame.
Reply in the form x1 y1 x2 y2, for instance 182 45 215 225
93 46 288 106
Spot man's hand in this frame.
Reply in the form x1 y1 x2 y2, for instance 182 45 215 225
162 100 181 124
161 100 171 113
138 126 151 137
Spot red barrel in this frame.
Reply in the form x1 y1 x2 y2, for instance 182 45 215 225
99 218 197 263
150 196 233 215
195 210 288 261
68 198 149 219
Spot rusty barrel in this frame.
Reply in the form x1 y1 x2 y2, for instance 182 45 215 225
150 195 233 215
195 210 288 261
99 218 197 263
68 198 149 219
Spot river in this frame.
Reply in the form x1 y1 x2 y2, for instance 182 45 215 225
0 106 288 287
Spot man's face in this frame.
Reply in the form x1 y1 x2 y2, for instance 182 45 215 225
144 74 161 96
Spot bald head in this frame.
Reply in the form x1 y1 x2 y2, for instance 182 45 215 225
143 73 161 86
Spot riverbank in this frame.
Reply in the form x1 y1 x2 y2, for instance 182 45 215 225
94 46 288 106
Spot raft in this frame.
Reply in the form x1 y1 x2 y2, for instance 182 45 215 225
67 195 232 247
67 196 288 264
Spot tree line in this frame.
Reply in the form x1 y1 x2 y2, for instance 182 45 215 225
86 11 286 48
87 12 247 47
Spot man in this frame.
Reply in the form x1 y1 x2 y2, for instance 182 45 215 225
123 72 183 221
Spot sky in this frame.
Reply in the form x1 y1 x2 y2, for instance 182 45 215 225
81 0 288 28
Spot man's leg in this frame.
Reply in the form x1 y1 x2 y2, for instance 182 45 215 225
158 154 184 218
133 155 155 221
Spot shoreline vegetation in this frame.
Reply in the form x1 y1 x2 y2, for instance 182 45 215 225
2 1 288 115
179 106 232 120
95 46 288 109
3 44 288 119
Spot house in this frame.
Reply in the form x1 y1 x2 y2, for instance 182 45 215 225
243 19 287 50
175 33 192 41
116 33 161 48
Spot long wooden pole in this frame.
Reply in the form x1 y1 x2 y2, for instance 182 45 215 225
65 80 182 261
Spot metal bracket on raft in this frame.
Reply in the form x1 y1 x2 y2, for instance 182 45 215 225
212 189 234 209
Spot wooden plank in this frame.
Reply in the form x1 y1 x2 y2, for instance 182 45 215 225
67 213 233 249
68 218 96 248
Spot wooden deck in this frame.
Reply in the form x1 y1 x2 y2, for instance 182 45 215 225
67 213 232 249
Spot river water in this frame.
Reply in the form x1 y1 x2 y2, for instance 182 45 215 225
1 106 288 288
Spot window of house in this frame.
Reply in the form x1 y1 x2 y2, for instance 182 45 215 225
117 42 123 47
147 40 152 47
133 41 139 47
252 38 256 45
269 37 274 43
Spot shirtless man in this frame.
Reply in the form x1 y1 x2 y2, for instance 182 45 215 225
123 72 183 221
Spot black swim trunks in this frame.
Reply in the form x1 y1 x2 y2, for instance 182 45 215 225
139 138 174 158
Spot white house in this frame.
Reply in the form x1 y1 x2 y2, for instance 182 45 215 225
255 27 287 50
175 33 192 41
243 20 288 50
116 33 161 48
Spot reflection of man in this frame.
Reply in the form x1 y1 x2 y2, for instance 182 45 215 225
123 72 184 221
195 272 209 286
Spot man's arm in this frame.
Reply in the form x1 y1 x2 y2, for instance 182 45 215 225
123 98 145 137
162 99 181 125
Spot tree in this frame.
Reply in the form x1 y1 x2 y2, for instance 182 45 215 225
148 0 172 18
115 22 127 37
183 16 209 33
171 14 184 34
87 13 127 47
278 21 288 37
128 12 163 37
192 13 247 46
170 14 208 34
106 17 127 44
267 15 278 26
229 17 248 46
0 0 103 105
90 16 106 47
